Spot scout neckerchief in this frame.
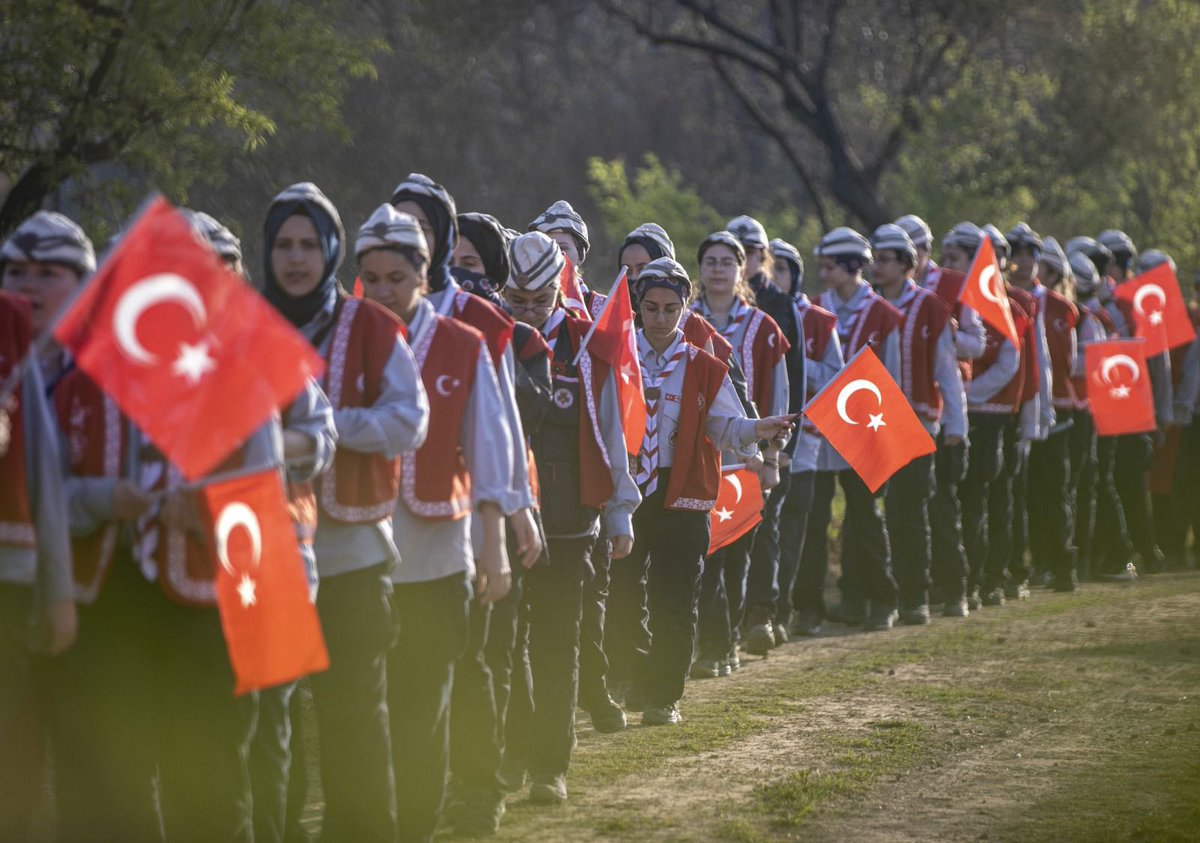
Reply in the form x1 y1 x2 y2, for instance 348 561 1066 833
634 330 687 496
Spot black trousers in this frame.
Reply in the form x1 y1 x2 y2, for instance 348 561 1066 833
1028 426 1077 582
696 529 754 659
523 534 594 778
745 471 792 616
983 416 1022 589
929 436 969 602
629 499 709 707
0 584 42 841
792 471 836 619
774 470 816 623
1071 411 1099 578
605 532 650 690
885 453 935 611
836 469 897 611
388 573 471 843
1115 432 1160 563
961 413 1005 594
310 564 397 843
484 554 528 767
47 554 255 843
250 679 297 843
1092 434 1136 574
1009 433 1033 586
578 525 613 709
449 598 503 797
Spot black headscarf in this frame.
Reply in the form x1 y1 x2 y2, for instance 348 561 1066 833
390 174 457 293
457 212 510 288
262 182 345 329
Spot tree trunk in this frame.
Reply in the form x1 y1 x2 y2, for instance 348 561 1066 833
0 162 57 237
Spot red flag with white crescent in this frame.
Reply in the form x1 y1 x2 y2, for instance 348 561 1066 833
583 271 646 454
560 255 591 322
1113 263 1196 356
803 346 935 492
707 466 763 555
1084 338 1156 436
203 467 329 695
52 197 325 479
960 236 1020 348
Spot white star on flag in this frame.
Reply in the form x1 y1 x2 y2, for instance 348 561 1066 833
714 507 733 523
620 361 636 385
1148 311 1164 326
172 340 216 384
1111 384 1132 399
236 573 257 608
867 412 886 431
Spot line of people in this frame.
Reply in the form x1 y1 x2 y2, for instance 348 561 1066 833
1 186 1198 843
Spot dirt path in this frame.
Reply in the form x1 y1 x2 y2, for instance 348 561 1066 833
484 575 1200 842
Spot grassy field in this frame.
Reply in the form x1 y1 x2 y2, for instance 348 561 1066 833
483 573 1200 842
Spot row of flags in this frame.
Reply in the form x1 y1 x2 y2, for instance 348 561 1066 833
29 196 1196 694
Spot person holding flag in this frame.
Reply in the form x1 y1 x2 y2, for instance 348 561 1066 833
501 231 639 805
352 203 515 842
869 223 966 625
263 181 428 841
811 227 904 632
627 257 794 722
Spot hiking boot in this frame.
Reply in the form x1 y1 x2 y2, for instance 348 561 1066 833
827 600 867 626
899 604 931 625
942 599 969 618
1004 580 1030 601
726 645 741 672
689 658 722 680
790 609 822 637
450 788 507 835
982 587 1006 607
642 703 682 726
585 694 627 733
718 660 732 677
742 606 776 656
773 622 789 646
967 587 982 611
864 605 897 631
1101 562 1138 583
623 683 646 713
528 774 568 805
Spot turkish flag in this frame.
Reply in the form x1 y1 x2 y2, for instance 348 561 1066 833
1085 338 1156 436
707 467 764 554
1113 263 1196 356
960 236 1020 348
53 197 325 479
560 255 591 322
203 467 329 695
803 346 936 492
582 270 647 454
352 276 364 299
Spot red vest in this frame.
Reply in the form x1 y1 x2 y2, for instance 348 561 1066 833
663 345 728 512
737 308 790 417
562 316 617 509
401 314 481 521
1040 287 1081 409
971 298 1031 414
893 285 952 423
835 293 904 357
0 293 35 549
1008 286 1040 403
680 310 734 363
925 267 974 385
54 372 123 603
318 297 406 524
452 289 514 369
797 300 837 434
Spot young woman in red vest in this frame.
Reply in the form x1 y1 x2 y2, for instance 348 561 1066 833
869 224 966 625
264 182 429 842
353 203 514 843
690 230 789 668
501 231 639 805
391 175 539 836
628 257 794 722
768 238 846 638
812 227 904 632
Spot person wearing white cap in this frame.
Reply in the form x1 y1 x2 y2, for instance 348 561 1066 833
264 182 429 842
810 226 903 631
870 224 966 624
628 257 794 723
894 213 936 283
692 229 793 659
353 203 515 842
1066 247 1138 581
502 231 639 806
0 290 75 839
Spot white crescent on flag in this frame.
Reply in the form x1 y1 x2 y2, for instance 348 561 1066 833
836 379 883 424
723 472 744 503
1133 284 1166 318
978 264 1006 308
113 273 207 365
215 501 263 576
1100 354 1140 385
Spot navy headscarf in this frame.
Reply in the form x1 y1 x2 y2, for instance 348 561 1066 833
262 182 345 329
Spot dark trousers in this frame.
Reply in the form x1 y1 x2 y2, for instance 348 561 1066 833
449 599 503 797
961 413 1006 593
696 529 753 659
251 680 297 843
775 470 816 623
389 573 472 843
836 469 896 611
47 554 254 843
885 453 935 611
745 471 792 616
985 416 1022 588
1028 426 1077 582
628 492 710 708
792 471 836 619
310 564 397 843
0 585 41 841
1115 433 1161 563
1071 412 1099 578
1092 434 1136 574
578 526 613 709
484 559 528 766
929 436 969 602
1009 434 1032 586
605 533 650 690
523 534 593 778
